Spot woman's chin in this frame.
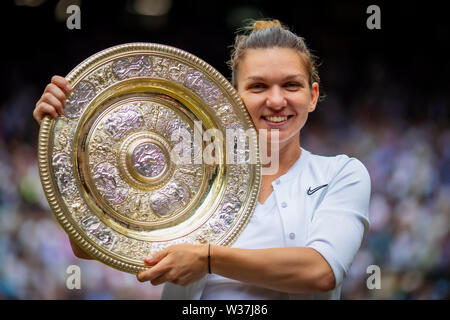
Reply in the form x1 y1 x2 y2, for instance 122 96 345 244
260 132 286 144
258 131 300 151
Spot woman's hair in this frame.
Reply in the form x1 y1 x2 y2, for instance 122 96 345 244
228 19 321 91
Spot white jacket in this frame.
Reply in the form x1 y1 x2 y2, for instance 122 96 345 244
161 148 371 299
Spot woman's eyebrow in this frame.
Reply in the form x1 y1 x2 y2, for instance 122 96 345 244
244 74 307 82
243 76 265 82
284 74 307 81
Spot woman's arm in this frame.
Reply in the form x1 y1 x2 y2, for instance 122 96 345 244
210 245 335 293
136 243 335 294
69 237 94 260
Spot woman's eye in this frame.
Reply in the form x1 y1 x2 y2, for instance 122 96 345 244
249 83 266 90
285 82 301 89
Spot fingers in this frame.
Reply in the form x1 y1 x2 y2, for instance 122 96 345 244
137 266 185 286
136 249 169 282
137 263 167 284
149 273 174 286
40 92 65 116
135 245 206 287
34 75 72 125
147 270 192 287
141 247 168 267
143 257 158 267
51 75 72 92
44 83 67 105
34 102 59 123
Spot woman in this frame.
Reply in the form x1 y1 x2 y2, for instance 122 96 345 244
33 19 371 299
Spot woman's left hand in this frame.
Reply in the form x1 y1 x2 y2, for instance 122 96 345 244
136 243 209 286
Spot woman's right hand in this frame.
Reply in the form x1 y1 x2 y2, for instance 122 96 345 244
33 75 72 125
34 77 92 261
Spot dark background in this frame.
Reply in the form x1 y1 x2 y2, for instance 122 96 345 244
0 0 449 299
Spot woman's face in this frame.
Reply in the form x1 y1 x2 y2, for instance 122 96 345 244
236 48 319 149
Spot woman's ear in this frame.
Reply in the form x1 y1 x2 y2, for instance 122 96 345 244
309 82 319 112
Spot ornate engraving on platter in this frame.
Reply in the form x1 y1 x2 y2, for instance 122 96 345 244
166 60 189 83
154 105 177 136
184 69 223 105
213 103 240 127
151 57 189 83
151 56 170 78
209 196 241 234
227 164 250 202
69 197 90 223
118 131 172 187
53 118 76 155
138 102 160 131
93 162 128 204
81 216 117 249
150 181 191 217
132 142 166 178
53 153 77 197
85 63 116 92
65 81 95 119
116 189 152 221
88 130 118 166
104 104 144 140
112 55 152 80
112 236 152 260
85 100 203 227
174 164 203 192
166 118 189 142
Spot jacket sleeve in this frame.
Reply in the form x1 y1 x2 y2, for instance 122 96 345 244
305 158 371 288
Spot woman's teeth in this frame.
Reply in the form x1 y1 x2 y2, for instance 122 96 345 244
264 116 288 123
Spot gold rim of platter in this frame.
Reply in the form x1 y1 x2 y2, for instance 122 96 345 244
38 43 261 274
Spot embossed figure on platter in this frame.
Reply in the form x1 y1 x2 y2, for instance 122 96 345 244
65 81 95 118
52 153 76 197
151 182 191 217
112 56 152 80
93 162 128 204
104 105 144 139
132 143 166 178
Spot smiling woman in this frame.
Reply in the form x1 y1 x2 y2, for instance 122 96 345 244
236 47 318 149
157 19 371 299
32 18 371 300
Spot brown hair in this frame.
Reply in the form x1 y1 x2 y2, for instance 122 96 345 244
228 19 321 92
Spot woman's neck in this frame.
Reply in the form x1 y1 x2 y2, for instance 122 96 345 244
262 138 301 177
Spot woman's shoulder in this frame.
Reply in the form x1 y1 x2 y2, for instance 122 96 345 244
304 149 370 183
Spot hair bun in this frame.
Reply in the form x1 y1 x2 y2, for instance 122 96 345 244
253 19 282 31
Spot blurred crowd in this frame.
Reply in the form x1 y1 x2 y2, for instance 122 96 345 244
0 1 449 301
0 67 448 300
303 87 450 300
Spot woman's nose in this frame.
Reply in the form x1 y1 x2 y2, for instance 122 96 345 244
265 86 286 109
